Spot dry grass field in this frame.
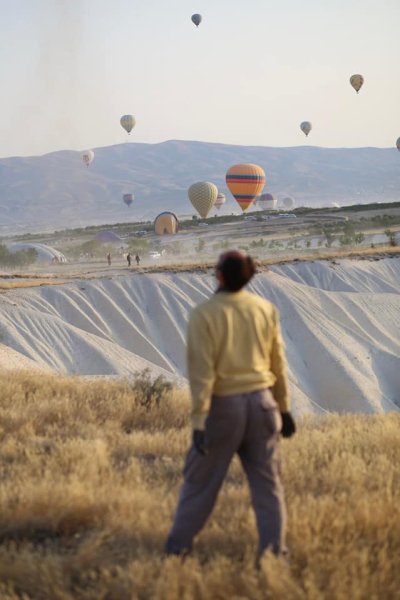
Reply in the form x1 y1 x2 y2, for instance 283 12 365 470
0 279 71 291
0 372 399 599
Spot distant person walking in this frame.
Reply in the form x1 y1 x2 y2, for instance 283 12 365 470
135 254 141 266
165 250 296 560
106 252 111 266
126 253 132 267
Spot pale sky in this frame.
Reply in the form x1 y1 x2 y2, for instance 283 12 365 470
0 0 399 157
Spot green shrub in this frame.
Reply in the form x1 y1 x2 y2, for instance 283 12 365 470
130 369 173 410
0 245 38 267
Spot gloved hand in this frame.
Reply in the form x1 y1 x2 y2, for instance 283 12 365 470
193 429 208 455
280 412 296 438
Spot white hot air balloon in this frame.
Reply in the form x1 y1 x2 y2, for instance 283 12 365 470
282 196 295 210
82 150 94 167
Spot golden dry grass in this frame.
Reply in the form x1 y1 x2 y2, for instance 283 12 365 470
0 371 399 599
0 279 71 290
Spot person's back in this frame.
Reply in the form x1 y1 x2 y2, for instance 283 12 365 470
188 290 287 405
166 250 295 560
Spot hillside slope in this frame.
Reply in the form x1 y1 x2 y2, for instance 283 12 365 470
1 257 399 414
0 141 399 234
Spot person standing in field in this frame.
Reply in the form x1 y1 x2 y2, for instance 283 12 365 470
126 253 132 267
165 250 296 560
135 254 140 266
106 252 111 266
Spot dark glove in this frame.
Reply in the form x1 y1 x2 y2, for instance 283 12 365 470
193 429 208 455
280 412 296 438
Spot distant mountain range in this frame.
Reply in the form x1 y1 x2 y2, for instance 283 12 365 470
0 140 399 235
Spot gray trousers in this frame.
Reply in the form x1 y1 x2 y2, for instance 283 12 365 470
166 388 287 557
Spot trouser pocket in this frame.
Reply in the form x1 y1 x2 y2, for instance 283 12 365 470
258 390 282 436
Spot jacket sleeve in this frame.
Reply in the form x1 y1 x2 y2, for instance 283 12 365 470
187 308 216 430
270 307 290 412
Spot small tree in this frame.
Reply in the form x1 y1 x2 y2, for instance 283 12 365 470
196 239 205 252
384 229 397 246
354 232 365 245
323 227 336 248
129 369 173 410
345 222 354 234
0 245 38 267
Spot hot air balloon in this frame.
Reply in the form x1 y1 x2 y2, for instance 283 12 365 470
226 164 266 212
120 114 136 134
123 194 134 207
350 74 364 93
282 196 295 210
257 193 277 210
154 212 179 235
396 137 400 151
82 150 94 167
215 192 226 210
191 14 202 27
300 121 312 137
188 182 218 218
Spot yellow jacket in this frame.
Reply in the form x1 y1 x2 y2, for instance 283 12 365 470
187 289 290 429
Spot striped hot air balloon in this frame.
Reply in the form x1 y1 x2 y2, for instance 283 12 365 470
226 164 266 212
154 212 179 235
188 182 218 218
215 192 226 210
257 193 277 210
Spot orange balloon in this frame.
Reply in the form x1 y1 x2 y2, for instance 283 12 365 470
226 164 266 212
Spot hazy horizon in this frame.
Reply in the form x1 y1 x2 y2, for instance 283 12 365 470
0 0 399 158
2 138 400 161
